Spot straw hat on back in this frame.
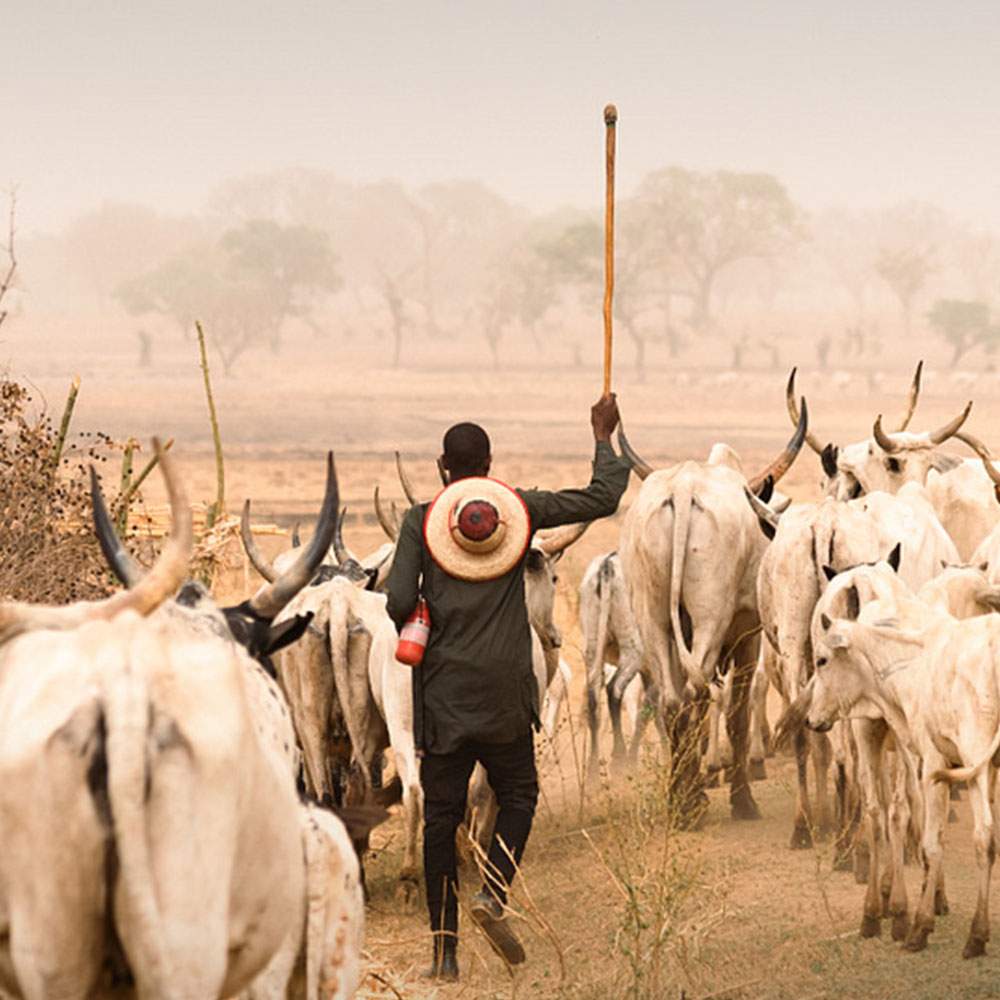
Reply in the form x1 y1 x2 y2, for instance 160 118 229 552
423 477 531 582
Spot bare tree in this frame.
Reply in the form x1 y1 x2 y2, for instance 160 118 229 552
0 191 17 333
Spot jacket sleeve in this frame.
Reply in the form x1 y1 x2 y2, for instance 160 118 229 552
521 441 631 531
384 504 424 632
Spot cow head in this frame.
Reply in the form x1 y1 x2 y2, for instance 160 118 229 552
525 523 590 653
806 555 914 732
786 362 972 500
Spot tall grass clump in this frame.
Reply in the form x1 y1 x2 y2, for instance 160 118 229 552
585 737 713 1000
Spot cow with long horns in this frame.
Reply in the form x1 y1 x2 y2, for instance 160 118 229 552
0 443 336 1000
89 449 368 1000
785 363 999 560
618 397 808 824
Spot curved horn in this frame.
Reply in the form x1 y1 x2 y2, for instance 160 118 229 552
91 467 144 587
2 439 193 643
743 485 780 540
102 438 193 617
928 400 973 446
747 397 808 494
374 486 399 542
616 424 654 480
395 451 424 505
333 507 351 565
954 430 1000 489
872 413 902 454
249 451 339 618
894 360 923 432
785 368 826 455
240 499 279 582
534 521 590 557
291 522 301 548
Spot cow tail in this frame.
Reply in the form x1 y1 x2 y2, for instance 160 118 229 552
669 487 697 683
592 557 613 691
327 586 372 797
102 660 174 1000
928 708 1000 786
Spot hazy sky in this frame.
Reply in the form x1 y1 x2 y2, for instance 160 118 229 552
3 1 998 235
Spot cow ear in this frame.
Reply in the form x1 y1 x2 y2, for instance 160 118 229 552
845 585 860 621
265 612 315 654
821 444 839 479
822 565 837 582
887 543 902 573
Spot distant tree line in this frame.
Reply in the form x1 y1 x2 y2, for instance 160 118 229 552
9 167 1000 376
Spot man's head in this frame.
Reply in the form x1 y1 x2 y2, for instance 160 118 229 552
441 422 491 482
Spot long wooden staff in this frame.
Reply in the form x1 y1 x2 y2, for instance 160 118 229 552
603 104 617 398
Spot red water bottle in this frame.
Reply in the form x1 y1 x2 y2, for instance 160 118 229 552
396 598 431 666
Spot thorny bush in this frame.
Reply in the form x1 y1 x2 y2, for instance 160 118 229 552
0 375 126 603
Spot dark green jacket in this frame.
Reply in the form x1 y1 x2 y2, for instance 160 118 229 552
385 441 630 755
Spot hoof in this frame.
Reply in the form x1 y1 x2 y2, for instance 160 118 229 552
891 913 910 941
903 927 931 952
790 824 813 850
748 758 767 781
731 795 762 821
963 937 987 959
860 914 881 938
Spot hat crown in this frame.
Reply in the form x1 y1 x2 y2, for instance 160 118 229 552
456 499 499 542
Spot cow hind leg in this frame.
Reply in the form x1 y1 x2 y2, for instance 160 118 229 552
726 658 760 821
790 730 814 849
666 699 710 831
963 777 994 959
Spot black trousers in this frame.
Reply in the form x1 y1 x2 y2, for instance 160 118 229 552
421 730 539 936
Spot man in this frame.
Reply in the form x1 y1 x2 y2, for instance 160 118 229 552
385 394 629 981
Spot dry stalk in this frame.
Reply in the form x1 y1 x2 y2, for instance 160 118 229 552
463 829 567 989
195 320 226 528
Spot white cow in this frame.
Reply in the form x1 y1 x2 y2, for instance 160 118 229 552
618 402 807 824
0 445 326 1000
806 568 1000 958
579 550 647 771
749 494 886 848
243 804 365 1000
272 575 424 909
787 365 995 558
92 448 366 1000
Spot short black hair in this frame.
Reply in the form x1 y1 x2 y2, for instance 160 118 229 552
443 422 491 476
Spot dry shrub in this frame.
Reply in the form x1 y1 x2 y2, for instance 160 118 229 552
0 375 122 603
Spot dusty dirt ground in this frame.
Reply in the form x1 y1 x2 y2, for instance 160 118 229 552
11 324 1000 999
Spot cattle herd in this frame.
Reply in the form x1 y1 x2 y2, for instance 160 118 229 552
6 362 1000 998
